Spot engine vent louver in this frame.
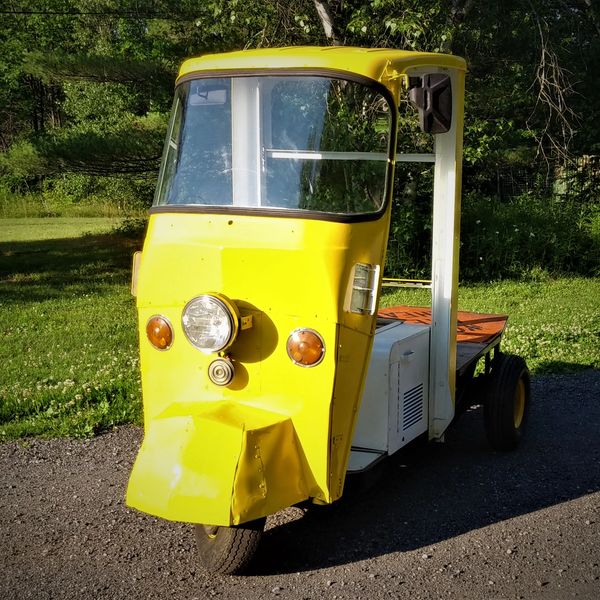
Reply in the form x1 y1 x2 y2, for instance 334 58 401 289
403 383 424 430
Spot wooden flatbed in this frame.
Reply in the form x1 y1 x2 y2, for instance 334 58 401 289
377 306 508 376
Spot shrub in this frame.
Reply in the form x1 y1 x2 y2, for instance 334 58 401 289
385 191 599 281
459 193 599 280
0 173 155 218
112 216 148 239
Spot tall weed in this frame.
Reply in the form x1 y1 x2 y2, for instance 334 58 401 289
385 191 599 281
460 193 599 280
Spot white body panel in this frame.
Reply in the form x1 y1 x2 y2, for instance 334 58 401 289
350 322 430 471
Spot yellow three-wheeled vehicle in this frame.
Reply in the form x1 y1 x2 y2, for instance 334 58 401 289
127 47 530 574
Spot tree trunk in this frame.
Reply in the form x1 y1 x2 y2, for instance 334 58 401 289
583 0 600 36
441 0 476 53
313 0 340 45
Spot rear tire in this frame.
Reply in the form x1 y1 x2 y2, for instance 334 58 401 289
484 353 530 451
194 518 265 575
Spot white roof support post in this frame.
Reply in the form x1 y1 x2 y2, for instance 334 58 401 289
231 78 262 206
428 69 465 439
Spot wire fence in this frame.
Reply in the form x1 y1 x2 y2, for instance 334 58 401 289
494 155 600 202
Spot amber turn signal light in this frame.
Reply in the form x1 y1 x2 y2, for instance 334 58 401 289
286 329 325 367
146 315 174 350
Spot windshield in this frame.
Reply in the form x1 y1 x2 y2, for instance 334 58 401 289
154 75 392 215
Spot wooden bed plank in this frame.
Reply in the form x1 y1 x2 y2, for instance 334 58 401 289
377 305 508 344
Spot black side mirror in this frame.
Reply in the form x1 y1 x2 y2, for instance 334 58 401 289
408 74 452 134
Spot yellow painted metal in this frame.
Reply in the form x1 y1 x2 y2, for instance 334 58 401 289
180 47 465 100
127 46 466 527
127 211 389 525
127 402 311 525
514 378 526 429
130 251 141 297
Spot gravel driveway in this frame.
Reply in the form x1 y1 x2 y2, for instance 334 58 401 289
1 371 599 600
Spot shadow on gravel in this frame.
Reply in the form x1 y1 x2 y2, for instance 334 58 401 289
254 370 600 575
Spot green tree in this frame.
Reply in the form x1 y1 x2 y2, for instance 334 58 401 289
1 0 599 215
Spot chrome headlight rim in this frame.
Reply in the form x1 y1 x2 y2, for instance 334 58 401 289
181 293 239 354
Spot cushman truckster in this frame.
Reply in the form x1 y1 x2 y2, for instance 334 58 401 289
127 47 530 574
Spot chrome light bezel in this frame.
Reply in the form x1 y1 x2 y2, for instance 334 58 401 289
286 328 326 368
181 294 239 353
146 314 174 351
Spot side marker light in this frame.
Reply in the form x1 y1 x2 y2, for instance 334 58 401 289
286 329 325 367
146 316 174 350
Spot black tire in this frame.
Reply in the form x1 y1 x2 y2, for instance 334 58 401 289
194 518 265 575
484 353 530 451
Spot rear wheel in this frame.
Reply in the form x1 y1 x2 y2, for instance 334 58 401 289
484 353 530 451
194 518 265 575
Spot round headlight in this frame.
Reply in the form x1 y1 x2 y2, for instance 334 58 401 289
182 294 238 353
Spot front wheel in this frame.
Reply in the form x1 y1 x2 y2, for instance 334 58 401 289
484 353 530 451
194 518 266 575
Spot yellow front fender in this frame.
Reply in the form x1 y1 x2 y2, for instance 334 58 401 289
127 401 314 526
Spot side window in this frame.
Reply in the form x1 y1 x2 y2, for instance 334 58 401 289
155 80 233 206
264 78 390 212
385 79 436 286
154 95 183 205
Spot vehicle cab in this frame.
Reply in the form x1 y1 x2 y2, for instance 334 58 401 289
127 47 529 574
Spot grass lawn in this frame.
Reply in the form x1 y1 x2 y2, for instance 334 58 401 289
0 218 142 439
1 217 598 440
1 217 122 242
381 279 600 373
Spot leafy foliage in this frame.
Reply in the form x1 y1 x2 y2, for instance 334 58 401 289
0 0 598 280
23 51 174 87
459 193 600 280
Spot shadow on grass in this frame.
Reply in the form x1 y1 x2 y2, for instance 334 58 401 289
0 234 141 304
535 360 596 374
253 369 600 575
